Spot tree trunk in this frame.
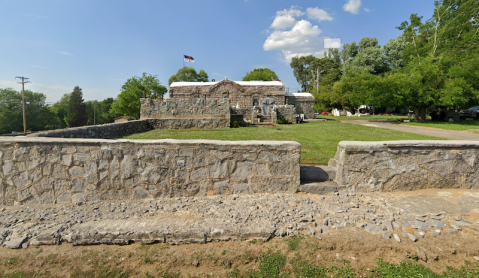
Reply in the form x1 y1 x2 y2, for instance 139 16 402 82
414 106 428 122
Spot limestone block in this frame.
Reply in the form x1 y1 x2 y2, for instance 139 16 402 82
12 172 30 188
254 163 270 176
53 164 68 179
213 180 230 195
2 160 14 176
120 155 136 178
133 186 152 199
191 167 208 182
270 160 293 177
72 179 85 192
72 193 86 203
69 166 85 178
232 161 253 181
209 161 228 178
61 155 72 166
233 183 251 194
57 191 72 203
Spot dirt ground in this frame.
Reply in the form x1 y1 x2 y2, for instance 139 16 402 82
1 222 479 277
2 189 479 277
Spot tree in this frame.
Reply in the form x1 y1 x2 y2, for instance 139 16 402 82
168 67 209 86
85 98 121 125
290 55 318 92
242 68 279 81
341 37 389 75
65 86 88 127
110 73 167 119
394 0 479 121
0 88 57 134
49 93 70 128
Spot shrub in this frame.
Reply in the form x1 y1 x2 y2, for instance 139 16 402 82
276 117 289 124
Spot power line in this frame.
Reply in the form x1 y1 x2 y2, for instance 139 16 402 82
15 76 30 133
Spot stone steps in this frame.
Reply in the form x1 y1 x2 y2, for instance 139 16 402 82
300 165 336 183
299 165 343 194
299 181 346 194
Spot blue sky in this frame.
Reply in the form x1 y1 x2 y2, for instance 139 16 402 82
1 0 435 103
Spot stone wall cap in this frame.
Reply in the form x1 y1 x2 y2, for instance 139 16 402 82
0 137 301 147
338 140 479 151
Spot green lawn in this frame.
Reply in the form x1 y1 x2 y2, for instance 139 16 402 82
124 120 445 165
402 120 479 131
317 115 406 121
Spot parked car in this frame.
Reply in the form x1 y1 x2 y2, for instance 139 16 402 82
459 106 479 119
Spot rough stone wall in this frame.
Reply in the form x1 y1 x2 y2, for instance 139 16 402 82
275 106 296 124
231 107 254 123
27 120 149 139
288 96 315 119
331 141 479 192
170 80 286 108
140 98 231 129
0 137 301 205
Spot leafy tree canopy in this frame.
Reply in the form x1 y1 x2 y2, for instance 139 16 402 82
111 73 167 119
242 68 279 81
0 88 57 134
168 67 209 86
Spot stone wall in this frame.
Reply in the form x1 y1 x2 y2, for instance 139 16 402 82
288 96 315 119
330 140 479 192
28 120 149 139
140 98 231 129
275 106 296 124
0 137 301 205
170 80 286 108
231 107 254 123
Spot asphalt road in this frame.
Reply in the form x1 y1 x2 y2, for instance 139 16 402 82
342 120 479 141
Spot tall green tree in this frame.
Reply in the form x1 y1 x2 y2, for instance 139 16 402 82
111 73 167 119
290 55 318 92
242 68 279 81
168 67 209 86
65 86 88 127
394 0 479 121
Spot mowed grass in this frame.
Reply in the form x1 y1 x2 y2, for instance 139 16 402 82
402 120 479 131
124 120 445 165
317 115 406 121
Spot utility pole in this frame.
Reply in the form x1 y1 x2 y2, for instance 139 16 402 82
15 76 30 133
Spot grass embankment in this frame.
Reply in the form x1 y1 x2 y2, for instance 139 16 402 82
125 120 444 165
402 120 479 131
1 236 478 278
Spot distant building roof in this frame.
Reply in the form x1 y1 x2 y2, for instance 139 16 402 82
285 92 314 97
170 80 284 87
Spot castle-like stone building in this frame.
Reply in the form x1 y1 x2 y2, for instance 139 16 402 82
169 79 315 120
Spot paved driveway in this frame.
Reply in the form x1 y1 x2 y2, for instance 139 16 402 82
342 120 479 141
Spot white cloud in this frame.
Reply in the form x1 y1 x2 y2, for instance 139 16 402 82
58 51 74 56
343 0 362 14
324 38 342 49
306 7 333 22
270 6 305 30
364 8 371 12
264 20 325 62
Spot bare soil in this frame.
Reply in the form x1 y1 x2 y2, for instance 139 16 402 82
1 224 479 277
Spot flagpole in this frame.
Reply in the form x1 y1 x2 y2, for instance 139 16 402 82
183 53 184 68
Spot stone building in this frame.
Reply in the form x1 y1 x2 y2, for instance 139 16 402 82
169 79 315 120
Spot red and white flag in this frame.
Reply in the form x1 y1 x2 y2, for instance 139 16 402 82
184 55 194 63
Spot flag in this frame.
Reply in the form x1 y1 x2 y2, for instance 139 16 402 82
184 55 194 63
